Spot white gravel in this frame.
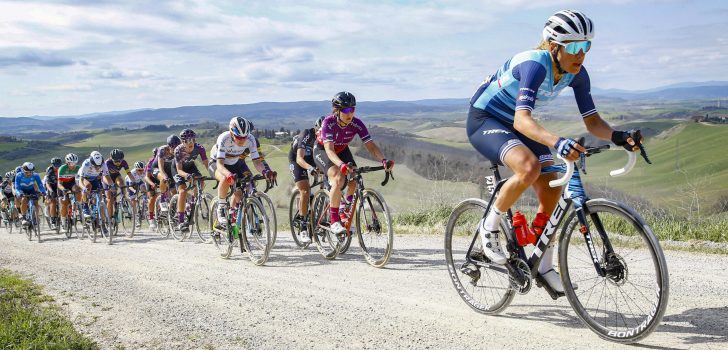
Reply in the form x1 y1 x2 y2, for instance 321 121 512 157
1 229 727 350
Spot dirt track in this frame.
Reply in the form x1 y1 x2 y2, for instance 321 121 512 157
1 229 726 349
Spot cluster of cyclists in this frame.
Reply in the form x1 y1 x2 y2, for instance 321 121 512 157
0 91 395 248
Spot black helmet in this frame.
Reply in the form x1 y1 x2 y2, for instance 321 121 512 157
314 115 326 129
167 135 181 148
110 149 124 161
50 157 63 167
332 91 356 109
180 129 196 141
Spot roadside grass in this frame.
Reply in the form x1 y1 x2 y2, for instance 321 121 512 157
0 269 97 349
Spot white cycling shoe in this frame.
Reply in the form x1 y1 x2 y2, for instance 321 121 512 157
478 228 507 265
298 230 311 244
330 221 347 236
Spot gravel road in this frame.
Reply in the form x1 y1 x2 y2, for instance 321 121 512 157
1 229 726 350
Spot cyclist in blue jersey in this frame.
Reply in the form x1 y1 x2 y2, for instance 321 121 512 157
465 10 643 294
15 162 47 227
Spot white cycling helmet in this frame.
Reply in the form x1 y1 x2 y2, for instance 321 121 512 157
543 9 594 43
90 151 104 166
65 153 79 164
21 162 35 172
229 116 252 138
134 161 145 169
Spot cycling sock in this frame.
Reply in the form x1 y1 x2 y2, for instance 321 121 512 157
483 206 504 232
178 212 185 223
330 207 339 223
345 195 353 204
539 246 555 274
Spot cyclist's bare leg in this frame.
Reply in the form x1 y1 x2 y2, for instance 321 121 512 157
532 161 560 215
177 183 187 221
327 165 344 211
494 145 541 211
20 196 28 216
295 179 310 216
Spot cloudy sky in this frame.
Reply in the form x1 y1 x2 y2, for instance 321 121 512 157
1 0 726 117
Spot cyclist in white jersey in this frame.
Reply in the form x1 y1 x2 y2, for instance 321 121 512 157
77 151 113 218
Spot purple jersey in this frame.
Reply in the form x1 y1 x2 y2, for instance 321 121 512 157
317 115 372 153
174 143 208 168
105 159 129 175
156 145 175 165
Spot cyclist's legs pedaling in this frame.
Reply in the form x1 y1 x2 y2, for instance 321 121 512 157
313 145 356 234
218 160 251 227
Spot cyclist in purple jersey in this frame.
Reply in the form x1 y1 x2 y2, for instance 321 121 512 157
172 129 209 232
145 135 180 228
312 91 394 236
464 10 644 294
105 149 129 221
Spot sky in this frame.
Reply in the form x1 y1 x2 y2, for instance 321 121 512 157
1 0 727 117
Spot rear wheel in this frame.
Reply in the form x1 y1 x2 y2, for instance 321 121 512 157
288 190 310 248
255 192 277 247
559 199 669 343
445 198 515 315
32 208 42 243
210 199 235 258
155 196 170 238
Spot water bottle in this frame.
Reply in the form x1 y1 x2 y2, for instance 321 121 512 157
530 212 550 245
513 211 532 247
232 223 240 239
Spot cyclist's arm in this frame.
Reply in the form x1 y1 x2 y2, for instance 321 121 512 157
296 149 314 170
216 158 231 178
176 161 189 179
34 175 46 195
251 158 267 174
583 112 614 141
513 110 561 148
323 142 344 167
363 141 386 163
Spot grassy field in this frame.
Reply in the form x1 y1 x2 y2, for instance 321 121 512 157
0 269 96 348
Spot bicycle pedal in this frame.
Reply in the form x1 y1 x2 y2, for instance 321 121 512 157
534 275 565 300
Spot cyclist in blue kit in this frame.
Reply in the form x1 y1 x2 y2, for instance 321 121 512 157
465 10 643 294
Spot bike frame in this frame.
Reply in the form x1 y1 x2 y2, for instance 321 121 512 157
466 148 634 278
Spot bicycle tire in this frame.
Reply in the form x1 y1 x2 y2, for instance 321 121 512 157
118 197 136 238
356 189 394 268
255 192 277 246
445 198 515 315
311 189 338 260
241 197 271 265
155 196 171 238
559 199 669 343
194 193 214 243
210 199 235 258
33 208 42 243
169 194 184 241
99 204 112 245
9 206 20 234
288 189 307 248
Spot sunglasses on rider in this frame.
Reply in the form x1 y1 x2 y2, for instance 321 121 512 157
232 133 247 141
340 107 355 114
555 40 591 55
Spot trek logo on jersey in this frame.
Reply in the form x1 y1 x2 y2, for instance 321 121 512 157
518 94 534 102
482 129 511 136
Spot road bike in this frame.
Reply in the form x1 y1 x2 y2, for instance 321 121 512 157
444 140 669 343
310 165 394 268
289 172 324 248
168 175 215 242
81 189 112 244
60 188 83 239
21 194 42 242
1 197 21 234
210 174 274 265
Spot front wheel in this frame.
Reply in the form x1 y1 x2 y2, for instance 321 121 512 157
310 189 338 260
559 199 669 343
32 208 42 243
118 197 136 238
241 198 272 266
169 194 184 241
194 194 213 243
210 199 236 258
255 192 277 247
288 189 311 248
445 198 515 315
356 189 394 268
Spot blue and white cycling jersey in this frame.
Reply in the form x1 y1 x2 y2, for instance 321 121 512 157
14 172 45 196
76 159 110 181
469 50 597 124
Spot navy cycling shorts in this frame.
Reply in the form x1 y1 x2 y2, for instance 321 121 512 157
466 106 553 166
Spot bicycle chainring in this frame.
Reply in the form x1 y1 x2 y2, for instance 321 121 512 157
508 258 532 295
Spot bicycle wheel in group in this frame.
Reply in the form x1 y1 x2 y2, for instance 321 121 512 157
8 206 20 234
194 193 213 243
255 192 277 246
558 199 669 343
355 189 394 268
168 194 184 241
444 198 515 315
97 205 112 245
32 209 42 243
155 196 170 238
311 189 338 260
288 190 308 248
210 200 235 258
118 197 136 238
241 198 271 266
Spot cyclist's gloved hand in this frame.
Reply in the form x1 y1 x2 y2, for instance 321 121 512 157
382 159 395 171
554 137 582 159
611 129 643 152
339 162 351 175
307 167 319 177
